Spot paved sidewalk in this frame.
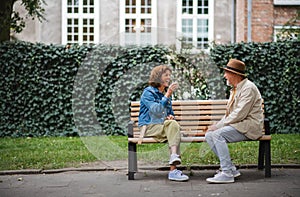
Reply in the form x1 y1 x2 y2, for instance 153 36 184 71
0 167 299 197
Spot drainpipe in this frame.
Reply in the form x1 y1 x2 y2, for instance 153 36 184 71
231 0 236 43
247 0 252 42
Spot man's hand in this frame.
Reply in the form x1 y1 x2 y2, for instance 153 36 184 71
206 125 218 132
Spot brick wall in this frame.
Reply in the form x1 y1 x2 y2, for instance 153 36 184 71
274 6 300 25
235 0 299 42
251 0 274 42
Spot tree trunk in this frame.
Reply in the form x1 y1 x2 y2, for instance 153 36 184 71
0 0 15 42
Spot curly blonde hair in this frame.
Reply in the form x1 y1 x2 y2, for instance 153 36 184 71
148 65 172 88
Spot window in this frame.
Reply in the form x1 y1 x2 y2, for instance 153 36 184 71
177 0 214 50
274 26 299 41
274 0 300 5
120 0 157 46
62 0 99 45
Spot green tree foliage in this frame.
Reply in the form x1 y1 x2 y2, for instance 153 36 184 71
0 0 45 42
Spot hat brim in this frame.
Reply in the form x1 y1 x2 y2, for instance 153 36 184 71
223 67 247 77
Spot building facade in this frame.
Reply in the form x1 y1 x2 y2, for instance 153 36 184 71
236 0 300 42
12 0 300 49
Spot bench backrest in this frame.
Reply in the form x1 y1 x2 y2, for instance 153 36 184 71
131 99 263 138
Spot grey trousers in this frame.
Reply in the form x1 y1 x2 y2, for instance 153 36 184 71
205 126 249 172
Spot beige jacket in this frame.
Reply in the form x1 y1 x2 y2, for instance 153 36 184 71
216 79 264 140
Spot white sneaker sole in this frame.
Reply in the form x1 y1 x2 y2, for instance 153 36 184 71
233 172 241 178
169 158 181 165
206 178 234 183
169 177 189 182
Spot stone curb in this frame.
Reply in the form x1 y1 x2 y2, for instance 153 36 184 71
0 164 299 176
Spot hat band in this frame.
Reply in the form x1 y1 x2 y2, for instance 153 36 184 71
225 65 245 74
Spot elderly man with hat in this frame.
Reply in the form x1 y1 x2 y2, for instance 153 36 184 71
205 59 264 183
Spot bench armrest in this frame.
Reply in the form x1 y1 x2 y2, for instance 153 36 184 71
128 120 135 137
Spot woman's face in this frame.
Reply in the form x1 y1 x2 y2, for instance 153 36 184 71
160 70 172 88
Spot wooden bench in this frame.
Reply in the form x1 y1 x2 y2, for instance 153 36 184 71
128 99 271 180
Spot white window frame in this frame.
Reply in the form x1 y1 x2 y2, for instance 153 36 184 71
62 0 99 45
274 25 300 41
120 0 157 46
274 0 300 5
176 0 214 52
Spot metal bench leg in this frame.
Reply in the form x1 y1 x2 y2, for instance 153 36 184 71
258 141 265 170
265 140 271 178
128 142 137 180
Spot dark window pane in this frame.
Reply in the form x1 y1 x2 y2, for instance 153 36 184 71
204 0 208 6
198 8 202 14
198 0 202 6
204 8 208 14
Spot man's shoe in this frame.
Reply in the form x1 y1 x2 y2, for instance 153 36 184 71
206 171 234 183
168 169 189 181
215 169 241 178
232 169 241 178
169 154 181 165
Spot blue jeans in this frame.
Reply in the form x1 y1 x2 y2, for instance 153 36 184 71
205 126 249 172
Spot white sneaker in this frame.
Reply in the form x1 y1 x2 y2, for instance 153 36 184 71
232 169 241 178
215 169 241 178
206 171 234 183
169 154 181 165
168 169 189 181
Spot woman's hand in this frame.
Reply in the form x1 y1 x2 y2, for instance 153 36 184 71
166 115 175 120
165 82 179 98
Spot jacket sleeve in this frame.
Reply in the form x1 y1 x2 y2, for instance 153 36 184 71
141 89 170 115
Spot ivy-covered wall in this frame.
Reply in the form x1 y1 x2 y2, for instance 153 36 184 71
0 41 299 137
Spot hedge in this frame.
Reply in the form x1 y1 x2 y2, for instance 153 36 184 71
0 41 299 137
0 41 210 137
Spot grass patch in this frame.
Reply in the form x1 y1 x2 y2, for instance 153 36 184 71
0 134 299 171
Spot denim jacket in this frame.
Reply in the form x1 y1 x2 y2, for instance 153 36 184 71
138 86 174 127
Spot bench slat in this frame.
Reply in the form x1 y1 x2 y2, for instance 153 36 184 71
128 135 271 143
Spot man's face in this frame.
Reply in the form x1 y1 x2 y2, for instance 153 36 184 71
224 70 235 86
